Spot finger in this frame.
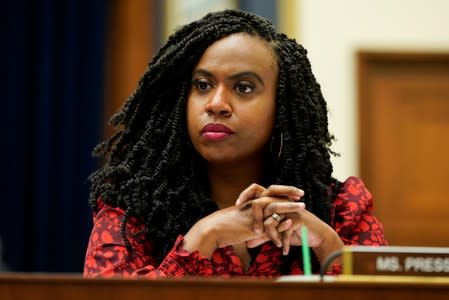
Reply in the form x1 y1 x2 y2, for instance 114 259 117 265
282 228 294 255
235 183 266 205
263 202 305 218
247 236 270 248
262 185 304 201
264 216 282 248
277 219 292 232
250 197 273 234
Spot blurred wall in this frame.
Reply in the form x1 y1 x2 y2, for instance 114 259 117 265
296 0 449 180
163 0 237 40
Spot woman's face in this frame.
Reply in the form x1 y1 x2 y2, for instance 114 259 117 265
187 33 279 164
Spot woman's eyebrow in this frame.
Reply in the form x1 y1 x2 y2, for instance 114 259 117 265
192 69 213 78
192 69 265 87
229 71 264 86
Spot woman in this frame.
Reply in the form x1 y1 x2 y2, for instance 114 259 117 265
84 10 386 278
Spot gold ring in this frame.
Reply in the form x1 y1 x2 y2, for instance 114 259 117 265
271 213 282 222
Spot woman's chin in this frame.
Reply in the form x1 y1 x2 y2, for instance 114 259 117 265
202 155 238 165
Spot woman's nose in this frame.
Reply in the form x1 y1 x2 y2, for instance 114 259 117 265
205 86 232 117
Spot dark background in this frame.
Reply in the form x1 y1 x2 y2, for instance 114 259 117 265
1 0 106 272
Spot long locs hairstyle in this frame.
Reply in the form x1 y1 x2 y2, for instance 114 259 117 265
89 10 336 265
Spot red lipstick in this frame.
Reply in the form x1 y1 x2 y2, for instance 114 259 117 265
201 123 234 140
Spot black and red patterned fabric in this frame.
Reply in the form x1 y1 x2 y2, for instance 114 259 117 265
83 176 387 278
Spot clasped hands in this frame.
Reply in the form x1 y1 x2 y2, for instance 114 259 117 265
233 183 343 264
184 183 342 261
235 183 312 256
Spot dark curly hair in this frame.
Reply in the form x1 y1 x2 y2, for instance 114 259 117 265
89 10 338 268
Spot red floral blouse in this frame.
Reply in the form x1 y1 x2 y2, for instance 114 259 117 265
83 176 387 278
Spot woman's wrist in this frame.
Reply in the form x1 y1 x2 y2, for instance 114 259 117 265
312 229 344 268
183 218 218 258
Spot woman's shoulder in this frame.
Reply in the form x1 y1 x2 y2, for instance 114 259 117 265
339 176 371 196
93 199 144 233
94 198 126 219
332 176 374 214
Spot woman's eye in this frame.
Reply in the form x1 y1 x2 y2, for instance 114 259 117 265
193 79 212 92
236 83 254 94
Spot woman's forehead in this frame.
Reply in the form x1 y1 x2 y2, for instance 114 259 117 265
195 33 278 74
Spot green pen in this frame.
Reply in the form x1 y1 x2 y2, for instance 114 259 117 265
301 225 312 276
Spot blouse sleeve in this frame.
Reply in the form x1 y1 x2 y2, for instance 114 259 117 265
332 176 388 246
83 203 216 278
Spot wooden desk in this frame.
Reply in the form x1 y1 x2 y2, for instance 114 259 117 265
1 273 449 300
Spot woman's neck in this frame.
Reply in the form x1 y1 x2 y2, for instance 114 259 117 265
207 157 266 209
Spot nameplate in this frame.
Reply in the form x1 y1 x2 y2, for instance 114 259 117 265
343 246 449 276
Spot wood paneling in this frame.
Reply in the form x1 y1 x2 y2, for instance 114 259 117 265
103 0 156 138
358 52 449 247
1 273 449 300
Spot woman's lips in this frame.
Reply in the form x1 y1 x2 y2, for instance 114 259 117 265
201 123 234 140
